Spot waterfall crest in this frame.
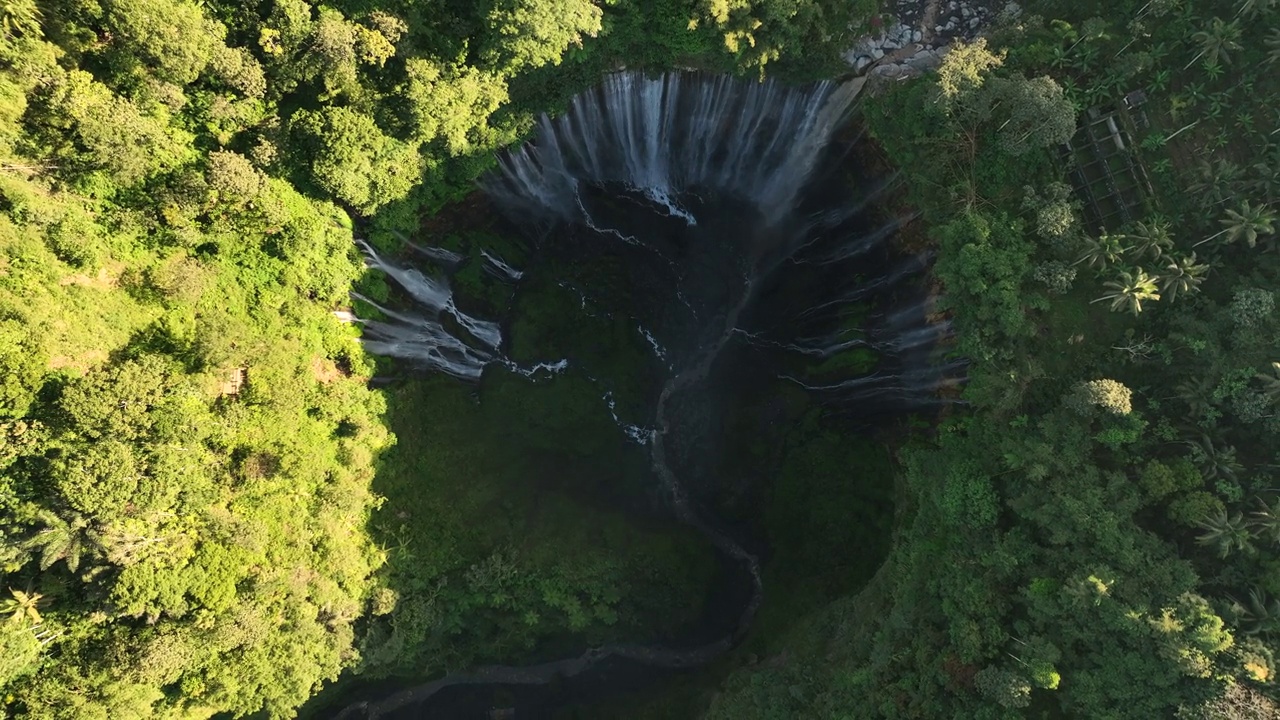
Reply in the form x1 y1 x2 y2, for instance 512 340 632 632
487 72 862 228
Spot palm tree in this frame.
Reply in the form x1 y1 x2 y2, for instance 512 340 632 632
1257 362 1280 402
1123 221 1174 261
1076 234 1129 270
1161 253 1209 301
1237 0 1280 19
1188 158 1243 210
1092 268 1161 315
1232 588 1280 635
0 588 44 626
1248 149 1279 198
1188 17 1244 68
1197 509 1256 558
1251 496 1280 544
1175 377 1216 420
23 511 93 572
1219 201 1276 248
1266 27 1280 66
1188 434 1244 483
0 0 41 38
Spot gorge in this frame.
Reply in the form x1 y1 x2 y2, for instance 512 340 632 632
338 71 957 718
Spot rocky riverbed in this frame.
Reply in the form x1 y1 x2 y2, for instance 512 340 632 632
844 0 1022 81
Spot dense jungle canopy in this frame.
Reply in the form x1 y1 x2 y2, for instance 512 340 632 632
0 0 1278 718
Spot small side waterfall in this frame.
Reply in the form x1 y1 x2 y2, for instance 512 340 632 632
342 70 959 718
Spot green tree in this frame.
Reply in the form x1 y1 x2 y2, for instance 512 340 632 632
974 666 1031 709
58 355 177 441
1169 491 1225 528
402 59 508 153
0 318 46 417
690 0 864 71
1188 158 1243 212
206 150 264 206
0 622 41 688
290 106 420 214
52 441 140 519
101 0 226 84
1228 288 1275 328
985 75 1078 155
33 69 193 186
481 0 602 72
303 8 398 100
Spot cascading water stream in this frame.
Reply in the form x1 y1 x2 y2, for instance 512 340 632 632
339 71 959 718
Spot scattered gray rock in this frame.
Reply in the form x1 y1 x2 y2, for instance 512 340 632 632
844 0 997 74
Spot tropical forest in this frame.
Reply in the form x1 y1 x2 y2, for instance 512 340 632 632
0 0 1278 717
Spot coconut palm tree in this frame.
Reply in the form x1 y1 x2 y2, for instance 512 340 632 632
1123 221 1175 260
0 588 44 626
1076 234 1129 270
1219 201 1276 248
1188 17 1244 68
1251 496 1280 544
1161 253 1209 301
1188 158 1243 210
1092 268 1161 315
1197 509 1255 558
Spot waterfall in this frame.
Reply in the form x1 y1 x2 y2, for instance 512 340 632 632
486 72 862 228
480 249 524 281
342 71 962 718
